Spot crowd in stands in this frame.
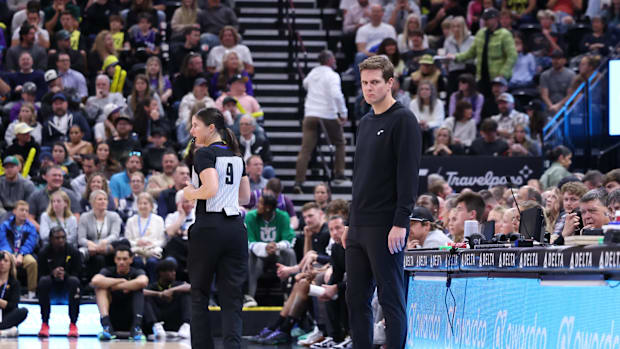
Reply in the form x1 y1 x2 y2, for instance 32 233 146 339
0 0 617 346
342 0 615 155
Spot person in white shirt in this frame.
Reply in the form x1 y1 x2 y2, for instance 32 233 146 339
409 80 445 150
294 50 347 194
124 192 166 281
206 26 254 74
11 7 50 48
491 93 529 140
354 5 397 86
164 190 195 239
383 0 421 33
343 0 371 34
84 75 126 125
442 99 477 147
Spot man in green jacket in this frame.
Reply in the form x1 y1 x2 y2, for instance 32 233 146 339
448 8 517 104
244 194 296 306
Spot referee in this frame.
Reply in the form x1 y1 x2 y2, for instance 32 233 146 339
183 108 251 349
344 55 421 348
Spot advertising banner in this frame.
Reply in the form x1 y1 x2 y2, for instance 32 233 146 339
406 276 620 349
418 156 544 193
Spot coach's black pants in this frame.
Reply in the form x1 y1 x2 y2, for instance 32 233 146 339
38 275 80 323
345 226 407 349
188 214 248 349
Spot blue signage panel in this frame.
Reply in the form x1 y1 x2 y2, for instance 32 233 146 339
406 276 620 348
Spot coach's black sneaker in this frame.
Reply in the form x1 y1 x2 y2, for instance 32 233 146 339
260 329 291 345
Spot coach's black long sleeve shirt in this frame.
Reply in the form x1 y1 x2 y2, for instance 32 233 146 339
349 101 422 229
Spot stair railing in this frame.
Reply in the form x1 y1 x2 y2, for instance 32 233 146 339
278 0 336 183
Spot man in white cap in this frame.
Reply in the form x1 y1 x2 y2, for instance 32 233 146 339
85 75 126 124
93 103 122 143
5 122 41 177
491 92 529 140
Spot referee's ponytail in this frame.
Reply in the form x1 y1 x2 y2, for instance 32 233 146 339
194 108 241 156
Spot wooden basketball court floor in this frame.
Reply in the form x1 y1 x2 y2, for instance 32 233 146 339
0 337 304 348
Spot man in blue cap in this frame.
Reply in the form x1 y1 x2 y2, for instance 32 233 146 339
42 92 91 147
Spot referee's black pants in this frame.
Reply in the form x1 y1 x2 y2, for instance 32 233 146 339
188 214 248 349
345 226 407 349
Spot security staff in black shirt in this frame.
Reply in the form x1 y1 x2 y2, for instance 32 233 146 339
183 108 251 349
344 55 421 348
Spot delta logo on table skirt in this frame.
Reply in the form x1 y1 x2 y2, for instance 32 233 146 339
405 276 620 348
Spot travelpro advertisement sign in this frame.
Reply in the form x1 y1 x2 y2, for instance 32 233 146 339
417 156 544 193
406 276 620 349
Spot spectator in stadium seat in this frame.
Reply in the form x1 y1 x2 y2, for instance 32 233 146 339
245 195 296 306
416 193 441 220
409 55 443 96
499 207 519 235
487 205 506 234
83 0 119 38
343 0 372 35
85 76 127 126
163 190 193 282
141 131 166 172
36 226 81 338
48 29 86 75
0 251 28 337
79 190 122 278
80 173 117 212
156 165 190 219
125 193 165 281
5 123 41 178
170 0 199 37
408 207 452 249
124 0 160 31
246 155 267 193
11 5 49 49
491 93 529 140
55 52 87 100
425 126 466 155
95 143 123 179
0 156 35 216
604 169 620 192
124 74 164 120
509 33 536 89
548 0 581 28
448 73 483 125
508 123 542 156
143 259 191 339
581 16 616 56
501 0 536 24
409 80 444 150
449 8 516 105
87 31 117 79
172 52 209 101
517 185 543 205
178 78 216 144
469 119 509 156
539 49 575 114
44 0 80 33
207 26 254 75
28 166 82 224
51 142 79 179
6 102 42 146
246 179 297 227
91 246 149 341
442 99 476 147
117 172 147 222
568 55 601 97
540 145 573 190
377 38 405 77
197 0 238 49
169 27 204 77
238 115 274 171
132 98 170 147
107 116 141 163
426 0 466 37
109 153 143 200
210 51 253 99
384 0 421 33
401 30 434 74
65 125 94 163
0 201 38 298
5 23 48 72
542 187 561 232
145 151 179 199
39 190 79 247
215 74 264 121
499 9 516 31
553 181 588 236
6 51 47 101
70 153 98 195
42 93 91 147
608 189 620 215
10 1 44 34
146 57 172 106
582 170 605 190
353 5 397 82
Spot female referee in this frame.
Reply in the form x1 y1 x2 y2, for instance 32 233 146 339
183 108 251 349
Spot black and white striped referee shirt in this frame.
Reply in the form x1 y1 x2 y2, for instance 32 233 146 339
192 142 246 214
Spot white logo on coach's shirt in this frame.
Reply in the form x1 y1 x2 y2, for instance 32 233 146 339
377 129 385 136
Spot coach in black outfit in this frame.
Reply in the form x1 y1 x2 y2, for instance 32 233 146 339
344 55 421 348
